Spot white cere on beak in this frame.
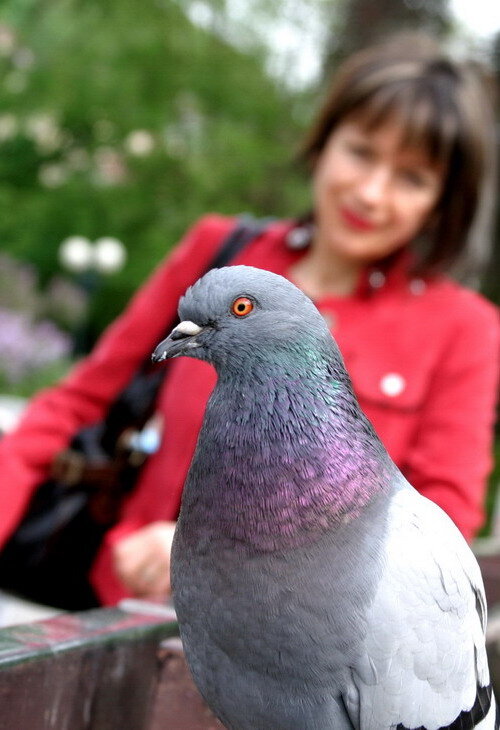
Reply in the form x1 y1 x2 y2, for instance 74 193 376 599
174 320 203 336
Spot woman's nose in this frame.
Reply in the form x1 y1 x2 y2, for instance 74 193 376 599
356 166 391 206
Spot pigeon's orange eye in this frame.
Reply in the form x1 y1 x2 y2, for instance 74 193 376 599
231 296 254 317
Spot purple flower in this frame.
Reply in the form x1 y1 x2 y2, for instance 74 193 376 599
0 308 71 383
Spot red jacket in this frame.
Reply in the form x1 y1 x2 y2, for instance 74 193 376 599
0 215 498 604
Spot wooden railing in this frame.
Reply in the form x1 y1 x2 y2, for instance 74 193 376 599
0 601 224 730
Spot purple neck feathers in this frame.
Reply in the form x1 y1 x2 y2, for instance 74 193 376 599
183 360 396 551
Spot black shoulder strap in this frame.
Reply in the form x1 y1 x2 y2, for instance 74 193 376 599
208 214 272 270
99 215 272 449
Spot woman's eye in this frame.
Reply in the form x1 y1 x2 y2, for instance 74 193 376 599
399 169 428 188
347 142 373 160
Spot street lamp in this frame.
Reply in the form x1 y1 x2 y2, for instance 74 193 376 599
59 235 126 275
59 235 127 353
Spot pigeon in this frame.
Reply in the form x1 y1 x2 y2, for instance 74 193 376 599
152 265 497 730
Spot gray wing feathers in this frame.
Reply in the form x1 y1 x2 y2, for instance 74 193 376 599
345 488 493 730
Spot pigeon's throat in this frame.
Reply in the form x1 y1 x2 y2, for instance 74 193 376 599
185 374 394 550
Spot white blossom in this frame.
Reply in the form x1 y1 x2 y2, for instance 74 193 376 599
0 114 18 142
125 129 155 156
38 163 68 188
26 113 64 153
0 25 15 56
93 146 128 185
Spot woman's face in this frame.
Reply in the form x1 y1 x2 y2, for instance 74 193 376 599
312 115 445 265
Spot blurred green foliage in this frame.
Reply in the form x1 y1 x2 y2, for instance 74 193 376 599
0 0 311 342
480 440 500 537
0 358 73 397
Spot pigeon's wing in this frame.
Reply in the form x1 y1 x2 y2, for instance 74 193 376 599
344 486 497 730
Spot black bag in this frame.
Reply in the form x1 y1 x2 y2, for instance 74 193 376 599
0 216 268 610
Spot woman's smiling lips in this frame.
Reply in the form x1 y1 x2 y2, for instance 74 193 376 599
339 206 378 232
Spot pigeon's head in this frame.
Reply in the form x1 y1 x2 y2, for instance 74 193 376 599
152 265 332 372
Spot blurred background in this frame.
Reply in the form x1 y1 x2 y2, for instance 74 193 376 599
0 0 498 524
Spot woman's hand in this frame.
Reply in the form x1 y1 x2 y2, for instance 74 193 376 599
112 521 176 602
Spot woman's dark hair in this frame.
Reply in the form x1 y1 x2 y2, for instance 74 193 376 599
302 33 497 278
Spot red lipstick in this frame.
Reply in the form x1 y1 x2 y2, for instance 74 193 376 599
340 207 377 232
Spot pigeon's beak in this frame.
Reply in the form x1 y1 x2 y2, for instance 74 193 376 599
152 320 204 362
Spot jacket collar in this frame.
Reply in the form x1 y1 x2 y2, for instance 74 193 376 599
285 222 421 299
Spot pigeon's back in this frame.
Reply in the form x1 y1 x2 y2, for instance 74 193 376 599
346 485 497 730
